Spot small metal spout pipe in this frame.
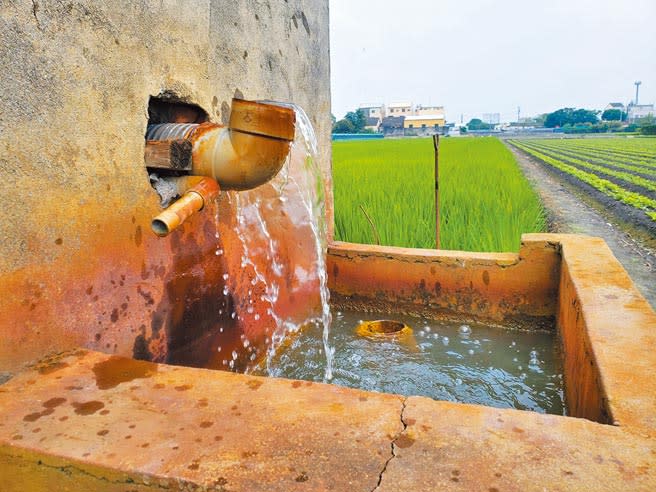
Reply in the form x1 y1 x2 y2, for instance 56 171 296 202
151 177 220 237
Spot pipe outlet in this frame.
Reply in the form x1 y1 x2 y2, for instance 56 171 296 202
151 177 220 237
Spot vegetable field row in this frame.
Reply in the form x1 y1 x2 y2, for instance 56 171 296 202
509 138 656 225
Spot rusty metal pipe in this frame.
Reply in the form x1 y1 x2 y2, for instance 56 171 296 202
151 177 220 236
147 98 295 237
146 98 296 190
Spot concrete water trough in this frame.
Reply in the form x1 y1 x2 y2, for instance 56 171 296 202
1 234 655 491
1 1 655 490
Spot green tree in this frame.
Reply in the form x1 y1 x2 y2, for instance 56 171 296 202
545 108 598 128
344 109 367 133
601 109 626 121
332 119 355 133
467 118 493 130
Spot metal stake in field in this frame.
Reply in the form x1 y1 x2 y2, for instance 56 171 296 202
433 134 440 249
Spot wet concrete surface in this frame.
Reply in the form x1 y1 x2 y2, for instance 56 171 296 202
507 142 656 309
1 350 654 491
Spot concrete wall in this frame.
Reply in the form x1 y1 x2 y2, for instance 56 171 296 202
0 0 331 374
328 235 562 330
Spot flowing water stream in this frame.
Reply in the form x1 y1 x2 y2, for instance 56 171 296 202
210 104 565 414
214 103 334 380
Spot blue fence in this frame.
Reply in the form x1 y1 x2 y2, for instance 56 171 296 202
331 133 384 141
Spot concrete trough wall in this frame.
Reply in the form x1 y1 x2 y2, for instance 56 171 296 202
329 234 656 428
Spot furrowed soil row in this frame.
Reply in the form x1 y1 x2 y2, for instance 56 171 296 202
527 143 656 175
508 141 656 230
518 142 656 194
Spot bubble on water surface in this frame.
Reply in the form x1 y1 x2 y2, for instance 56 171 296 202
458 325 471 337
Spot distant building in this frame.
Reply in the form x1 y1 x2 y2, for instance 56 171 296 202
482 113 501 125
364 116 381 133
628 103 654 122
387 101 413 116
415 105 444 116
380 116 405 136
359 104 384 119
604 102 625 112
403 114 446 136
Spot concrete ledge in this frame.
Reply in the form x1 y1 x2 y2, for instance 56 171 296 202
1 350 654 491
0 350 402 491
557 235 656 434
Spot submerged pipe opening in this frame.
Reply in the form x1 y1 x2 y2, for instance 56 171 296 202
356 320 413 338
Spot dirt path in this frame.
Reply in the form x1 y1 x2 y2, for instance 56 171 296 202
505 142 656 309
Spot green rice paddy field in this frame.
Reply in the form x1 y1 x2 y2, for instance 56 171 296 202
332 137 546 252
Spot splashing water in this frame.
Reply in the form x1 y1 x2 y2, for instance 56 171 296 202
216 103 333 381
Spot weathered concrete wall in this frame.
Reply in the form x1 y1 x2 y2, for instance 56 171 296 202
0 0 331 374
328 234 562 330
557 235 656 433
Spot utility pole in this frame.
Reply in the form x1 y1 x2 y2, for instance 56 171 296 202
432 135 440 249
634 81 641 105
517 106 520 123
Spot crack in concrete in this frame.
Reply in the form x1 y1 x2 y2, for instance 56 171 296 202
371 397 408 492
30 0 42 31
6 454 173 490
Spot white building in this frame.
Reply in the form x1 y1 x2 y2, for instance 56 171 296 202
358 104 384 119
628 103 654 122
387 101 413 116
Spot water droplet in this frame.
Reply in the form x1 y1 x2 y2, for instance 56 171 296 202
455 378 462 385
254 314 260 321
231 351 238 360
222 273 229 280
467 349 474 355
529 350 538 359
231 312 236 319
217 346 222 353
442 337 449 345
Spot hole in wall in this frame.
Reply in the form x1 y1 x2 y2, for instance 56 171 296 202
147 96 209 125
145 96 210 207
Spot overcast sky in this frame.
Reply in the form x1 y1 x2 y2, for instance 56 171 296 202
329 0 656 123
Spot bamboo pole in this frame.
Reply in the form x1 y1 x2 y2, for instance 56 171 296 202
433 134 440 249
